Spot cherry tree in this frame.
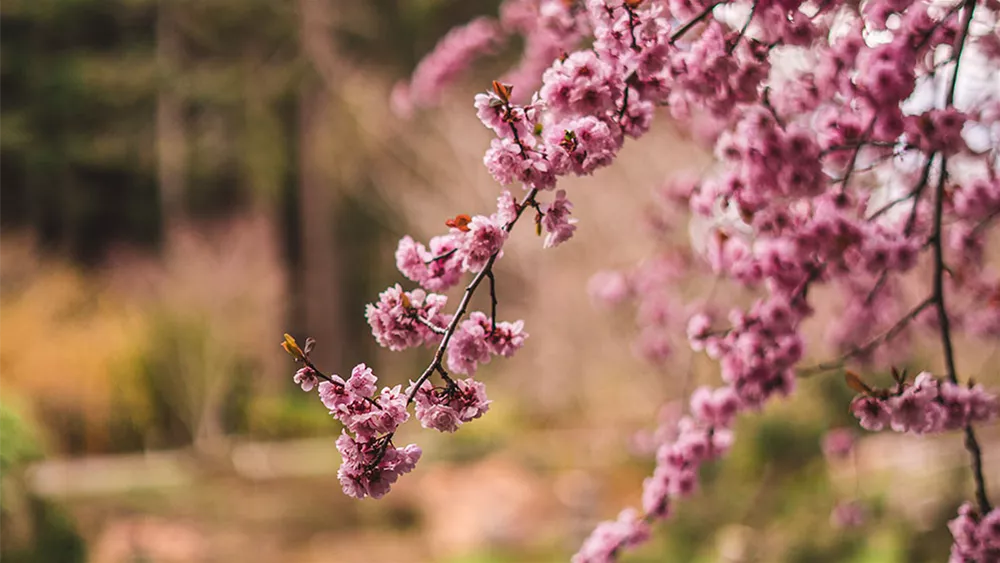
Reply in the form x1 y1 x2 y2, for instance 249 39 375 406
283 0 1000 560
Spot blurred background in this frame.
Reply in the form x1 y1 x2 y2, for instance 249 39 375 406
1 1 997 562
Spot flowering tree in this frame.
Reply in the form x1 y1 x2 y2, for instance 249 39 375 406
283 0 1000 560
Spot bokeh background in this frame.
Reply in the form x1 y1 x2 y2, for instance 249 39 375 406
2 1 998 562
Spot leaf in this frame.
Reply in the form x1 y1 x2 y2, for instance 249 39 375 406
845 370 873 395
491 80 512 103
281 333 304 360
445 213 472 232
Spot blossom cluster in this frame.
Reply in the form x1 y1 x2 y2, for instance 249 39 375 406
409 378 491 433
950 502 1000 562
365 285 450 351
573 509 651 562
290 353 495 499
302 362 420 499
391 17 505 116
850 371 998 434
447 311 528 376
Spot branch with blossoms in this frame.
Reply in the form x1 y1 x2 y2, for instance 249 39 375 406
283 0 1000 560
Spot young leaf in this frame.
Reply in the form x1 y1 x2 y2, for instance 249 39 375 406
845 370 873 395
282 333 304 361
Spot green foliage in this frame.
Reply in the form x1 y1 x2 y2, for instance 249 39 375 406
0 402 44 474
0 402 86 563
0 495 87 563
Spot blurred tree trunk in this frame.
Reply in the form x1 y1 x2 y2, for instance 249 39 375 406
296 0 344 370
156 0 186 226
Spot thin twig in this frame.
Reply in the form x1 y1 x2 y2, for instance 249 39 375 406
669 1 724 44
971 208 1000 236
796 296 934 376
624 2 640 51
404 188 540 405
822 140 908 157
761 87 785 129
509 118 529 159
434 364 455 387
364 188 541 471
834 118 877 190
618 82 631 121
426 248 457 264
487 270 498 334
303 359 336 384
302 358 381 408
913 1 964 52
728 1 757 54
932 157 991 515
864 270 889 305
946 0 975 107
935 0 991 514
414 315 448 335
904 154 938 236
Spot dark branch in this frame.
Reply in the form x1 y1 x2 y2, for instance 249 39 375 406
426 248 457 264
414 315 448 335
405 187 540 405
669 2 724 44
934 1 990 512
727 1 757 54
487 270 498 334
796 296 934 376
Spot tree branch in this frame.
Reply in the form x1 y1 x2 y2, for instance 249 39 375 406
487 270 498 334
934 0 991 515
796 296 934 376
670 2 724 44
932 155 991 514
405 188 540 404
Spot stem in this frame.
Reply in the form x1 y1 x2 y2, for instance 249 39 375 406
821 140 900 156
487 270 498 334
913 1 964 52
762 87 785 129
868 191 916 222
835 118 877 190
946 0 975 107
931 156 991 514
864 270 889 305
302 359 381 408
618 82 631 121
727 1 756 54
303 359 336 384
971 208 1000 236
509 116 529 159
903 153 937 236
414 315 448 335
624 2 640 51
796 296 934 376
933 0 990 515
426 248 457 264
669 2 724 44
